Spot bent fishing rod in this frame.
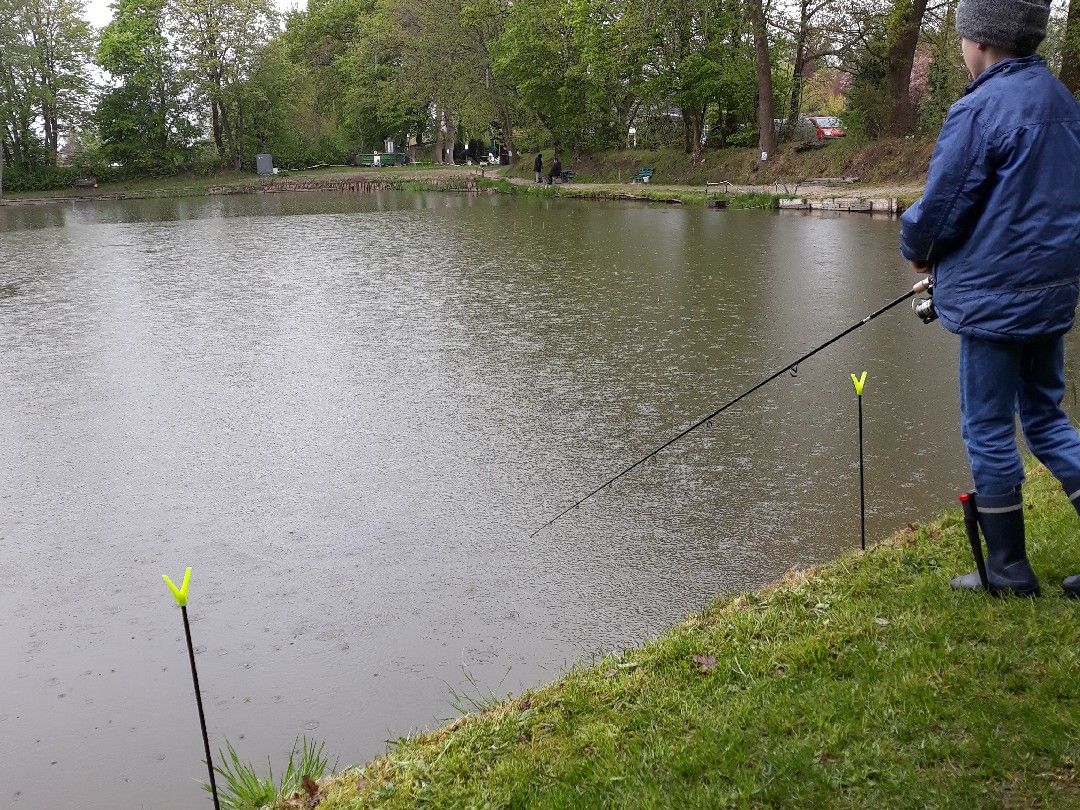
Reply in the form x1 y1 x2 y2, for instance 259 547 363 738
530 278 931 538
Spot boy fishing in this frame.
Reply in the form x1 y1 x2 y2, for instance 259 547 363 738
900 0 1080 596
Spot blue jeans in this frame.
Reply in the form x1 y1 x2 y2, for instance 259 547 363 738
960 334 1080 497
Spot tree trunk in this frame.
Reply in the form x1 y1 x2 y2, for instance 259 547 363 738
885 0 930 135
787 0 809 134
233 103 243 171
499 106 517 163
216 99 233 162
445 111 457 164
433 107 444 163
747 0 776 161
48 114 59 163
212 99 224 155
41 111 56 164
684 107 704 161
1061 0 1080 95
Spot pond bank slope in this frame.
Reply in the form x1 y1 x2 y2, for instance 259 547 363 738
302 463 1079 808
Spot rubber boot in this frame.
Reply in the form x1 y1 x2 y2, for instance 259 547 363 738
1064 574 1080 599
951 489 1040 597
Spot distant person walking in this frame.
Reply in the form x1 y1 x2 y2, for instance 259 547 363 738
547 154 562 186
534 153 543 184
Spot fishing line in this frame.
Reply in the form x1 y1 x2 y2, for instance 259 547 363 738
530 283 923 538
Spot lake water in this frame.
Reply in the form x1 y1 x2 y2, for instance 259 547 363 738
3 191 1075 808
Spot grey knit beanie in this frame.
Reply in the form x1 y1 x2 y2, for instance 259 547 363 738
955 0 1051 55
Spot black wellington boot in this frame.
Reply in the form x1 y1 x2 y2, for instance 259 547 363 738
1064 574 1080 599
951 489 1040 597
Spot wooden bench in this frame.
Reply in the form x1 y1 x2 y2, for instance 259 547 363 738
630 166 654 184
560 169 576 183
704 180 731 198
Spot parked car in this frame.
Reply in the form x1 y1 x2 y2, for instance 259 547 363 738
793 115 846 147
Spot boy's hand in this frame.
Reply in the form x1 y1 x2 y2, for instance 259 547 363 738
910 259 930 272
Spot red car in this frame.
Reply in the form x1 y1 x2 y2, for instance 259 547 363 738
791 115 846 147
810 116 846 138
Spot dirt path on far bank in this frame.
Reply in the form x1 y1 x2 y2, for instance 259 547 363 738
504 173 923 202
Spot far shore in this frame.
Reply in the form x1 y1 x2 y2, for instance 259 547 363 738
0 162 924 212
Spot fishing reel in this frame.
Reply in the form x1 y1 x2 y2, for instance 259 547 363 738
912 276 937 324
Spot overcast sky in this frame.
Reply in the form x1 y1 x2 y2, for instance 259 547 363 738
82 0 306 29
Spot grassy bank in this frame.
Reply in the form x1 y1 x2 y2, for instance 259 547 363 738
511 140 935 188
2 145 927 210
0 165 783 210
477 177 782 209
0 164 483 203
290 462 1079 808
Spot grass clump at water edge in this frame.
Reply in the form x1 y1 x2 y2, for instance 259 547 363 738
290 462 1079 808
208 736 335 809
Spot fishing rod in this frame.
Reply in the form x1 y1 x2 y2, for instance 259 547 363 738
530 278 931 538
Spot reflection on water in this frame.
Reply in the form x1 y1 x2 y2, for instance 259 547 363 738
2 191 1076 809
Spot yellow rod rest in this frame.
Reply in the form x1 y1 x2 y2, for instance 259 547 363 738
162 567 192 607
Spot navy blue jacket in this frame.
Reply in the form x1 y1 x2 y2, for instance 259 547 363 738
900 56 1080 340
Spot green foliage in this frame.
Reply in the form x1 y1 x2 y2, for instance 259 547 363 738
0 0 96 169
1 164 86 191
491 0 585 150
846 39 892 138
209 741 278 810
913 3 967 137
208 736 334 810
1059 0 1080 95
171 0 280 168
95 0 194 171
14 0 1057 182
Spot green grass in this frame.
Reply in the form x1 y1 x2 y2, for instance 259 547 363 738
0 164 482 202
475 177 782 209
210 736 335 810
295 462 1080 808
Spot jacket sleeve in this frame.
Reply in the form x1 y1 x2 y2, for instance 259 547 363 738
900 103 993 264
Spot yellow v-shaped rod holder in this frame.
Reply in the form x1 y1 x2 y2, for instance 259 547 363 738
162 567 192 607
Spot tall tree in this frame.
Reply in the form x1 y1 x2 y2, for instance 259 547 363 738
6 0 95 165
884 0 929 134
171 0 277 168
390 0 481 162
494 0 653 154
777 0 838 133
96 0 192 170
745 0 775 160
460 0 521 161
0 0 40 168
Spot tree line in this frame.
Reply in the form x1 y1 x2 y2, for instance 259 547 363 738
1 0 1078 189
